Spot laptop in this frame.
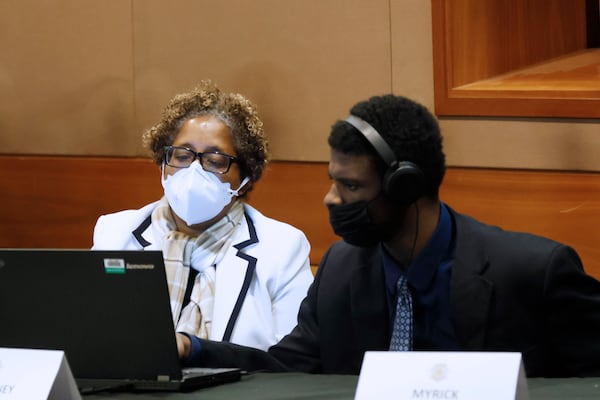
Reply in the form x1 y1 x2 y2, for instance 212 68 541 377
0 249 242 393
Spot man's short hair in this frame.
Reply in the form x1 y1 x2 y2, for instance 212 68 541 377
328 94 446 199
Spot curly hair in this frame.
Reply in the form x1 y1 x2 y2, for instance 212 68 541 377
328 94 446 199
142 80 269 186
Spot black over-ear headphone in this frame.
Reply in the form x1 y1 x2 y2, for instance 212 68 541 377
345 115 425 205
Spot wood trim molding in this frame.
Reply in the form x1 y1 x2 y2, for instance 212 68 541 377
432 0 600 118
1 155 599 278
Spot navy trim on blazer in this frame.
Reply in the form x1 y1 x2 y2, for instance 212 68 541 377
131 208 258 342
181 267 198 319
222 211 258 342
133 212 197 316
132 214 152 248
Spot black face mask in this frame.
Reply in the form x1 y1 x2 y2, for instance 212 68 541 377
328 200 385 247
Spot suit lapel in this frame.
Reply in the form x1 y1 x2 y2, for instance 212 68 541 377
133 206 257 341
132 215 152 247
449 209 494 349
212 212 257 341
131 213 163 250
350 247 391 352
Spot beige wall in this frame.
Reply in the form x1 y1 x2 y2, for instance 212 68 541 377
1 0 598 171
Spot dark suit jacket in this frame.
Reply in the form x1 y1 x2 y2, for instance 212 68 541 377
196 207 600 377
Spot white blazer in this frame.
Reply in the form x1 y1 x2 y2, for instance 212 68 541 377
92 201 313 351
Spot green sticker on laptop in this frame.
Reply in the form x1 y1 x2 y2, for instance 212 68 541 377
104 258 126 274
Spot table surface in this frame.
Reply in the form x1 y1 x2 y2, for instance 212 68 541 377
82 372 600 399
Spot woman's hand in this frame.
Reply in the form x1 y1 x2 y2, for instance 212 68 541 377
176 332 192 359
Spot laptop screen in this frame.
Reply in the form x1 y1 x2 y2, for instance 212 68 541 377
0 249 183 383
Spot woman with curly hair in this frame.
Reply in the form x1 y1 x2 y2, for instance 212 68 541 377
92 81 313 353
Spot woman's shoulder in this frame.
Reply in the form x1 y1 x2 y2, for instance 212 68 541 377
92 201 160 249
243 203 306 238
242 204 311 256
96 201 159 227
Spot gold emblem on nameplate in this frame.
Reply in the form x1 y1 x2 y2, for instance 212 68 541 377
431 363 448 381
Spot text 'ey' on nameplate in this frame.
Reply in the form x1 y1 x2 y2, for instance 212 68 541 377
355 351 528 400
0 347 81 400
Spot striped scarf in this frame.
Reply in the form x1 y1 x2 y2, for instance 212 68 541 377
151 196 245 338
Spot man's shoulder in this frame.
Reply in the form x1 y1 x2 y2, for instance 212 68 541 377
320 240 378 268
243 204 308 239
450 207 566 260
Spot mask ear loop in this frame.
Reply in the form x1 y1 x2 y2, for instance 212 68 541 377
160 162 167 189
230 176 251 196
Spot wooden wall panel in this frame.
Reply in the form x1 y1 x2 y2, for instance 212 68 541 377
431 0 600 118
1 1 599 172
1 156 599 279
446 0 587 86
0 0 137 155
0 156 161 249
0 0 392 161
440 168 600 278
131 0 391 162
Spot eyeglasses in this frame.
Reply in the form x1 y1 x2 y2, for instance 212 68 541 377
163 146 237 174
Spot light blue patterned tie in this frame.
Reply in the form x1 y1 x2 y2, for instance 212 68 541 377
389 274 413 351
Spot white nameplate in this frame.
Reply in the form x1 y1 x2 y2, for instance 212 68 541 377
0 347 81 400
355 351 528 400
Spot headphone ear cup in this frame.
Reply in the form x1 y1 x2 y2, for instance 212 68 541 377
382 161 425 205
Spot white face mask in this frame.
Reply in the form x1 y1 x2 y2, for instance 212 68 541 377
161 161 249 226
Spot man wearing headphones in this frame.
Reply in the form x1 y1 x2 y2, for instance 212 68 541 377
178 94 600 377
